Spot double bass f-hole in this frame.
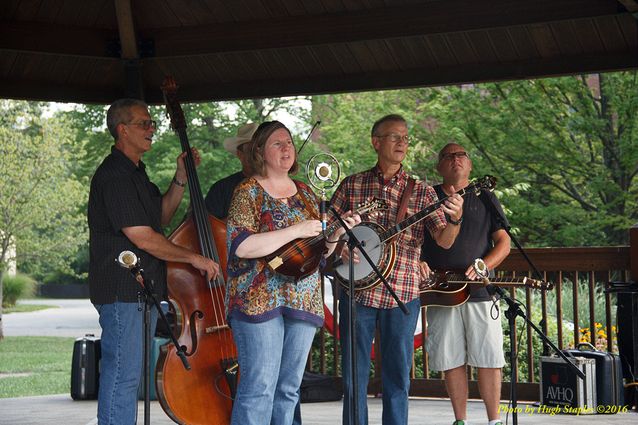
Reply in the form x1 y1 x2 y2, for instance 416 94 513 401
155 76 238 425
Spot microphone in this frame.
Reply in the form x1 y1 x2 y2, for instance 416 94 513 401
320 196 329 232
117 250 145 286
117 250 139 269
473 258 491 286
315 162 332 182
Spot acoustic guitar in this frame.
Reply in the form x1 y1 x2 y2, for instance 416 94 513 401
419 271 553 307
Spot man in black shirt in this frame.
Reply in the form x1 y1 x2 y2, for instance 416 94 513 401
205 122 257 219
88 98 219 425
421 143 511 425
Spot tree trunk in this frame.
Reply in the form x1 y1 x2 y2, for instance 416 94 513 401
0 268 5 340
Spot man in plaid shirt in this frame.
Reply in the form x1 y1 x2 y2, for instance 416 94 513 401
331 114 464 425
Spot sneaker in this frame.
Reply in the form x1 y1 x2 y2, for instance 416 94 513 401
452 421 466 425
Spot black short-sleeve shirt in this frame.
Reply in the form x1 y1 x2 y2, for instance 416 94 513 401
88 146 166 304
204 170 246 219
420 184 508 301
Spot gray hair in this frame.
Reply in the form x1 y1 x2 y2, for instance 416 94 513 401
371 114 407 137
106 98 148 139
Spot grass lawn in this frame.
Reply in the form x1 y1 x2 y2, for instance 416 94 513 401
0 336 74 398
4 304 59 313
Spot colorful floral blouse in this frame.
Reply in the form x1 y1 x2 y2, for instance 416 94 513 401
225 177 325 327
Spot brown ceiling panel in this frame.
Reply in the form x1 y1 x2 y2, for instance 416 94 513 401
618 13 638 47
549 21 583 56
571 18 606 53
311 44 350 74
596 15 631 52
423 34 457 68
364 39 400 72
0 0 636 103
507 26 539 59
528 24 561 59
466 31 499 65
289 46 324 76
445 33 479 66
406 36 438 69
488 28 518 63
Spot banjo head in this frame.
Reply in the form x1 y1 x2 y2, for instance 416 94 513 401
334 222 387 288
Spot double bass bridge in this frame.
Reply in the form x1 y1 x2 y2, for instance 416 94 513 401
205 324 231 334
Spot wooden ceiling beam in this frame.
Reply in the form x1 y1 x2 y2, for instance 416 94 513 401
148 0 620 56
0 21 116 58
0 0 621 59
141 52 638 103
114 0 138 59
1 50 635 104
618 0 638 13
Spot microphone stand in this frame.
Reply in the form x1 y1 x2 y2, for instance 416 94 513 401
330 206 409 425
126 263 191 425
480 275 586 425
476 190 586 424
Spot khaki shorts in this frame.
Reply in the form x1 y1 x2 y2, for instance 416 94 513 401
425 300 505 371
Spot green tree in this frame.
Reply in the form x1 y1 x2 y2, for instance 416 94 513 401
415 72 638 245
0 100 87 339
313 72 638 246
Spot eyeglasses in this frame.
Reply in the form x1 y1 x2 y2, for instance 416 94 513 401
376 133 411 144
126 120 157 130
440 151 469 161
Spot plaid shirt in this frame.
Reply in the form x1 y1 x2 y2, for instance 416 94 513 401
330 165 446 309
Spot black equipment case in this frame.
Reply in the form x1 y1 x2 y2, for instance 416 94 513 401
563 342 624 410
70 334 101 400
300 371 343 403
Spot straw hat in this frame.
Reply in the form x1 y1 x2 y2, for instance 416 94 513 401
223 122 258 155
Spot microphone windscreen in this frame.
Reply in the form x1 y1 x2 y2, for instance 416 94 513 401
117 250 138 268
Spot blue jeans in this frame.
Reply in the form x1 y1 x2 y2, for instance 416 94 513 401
230 315 317 425
95 301 158 425
339 293 421 425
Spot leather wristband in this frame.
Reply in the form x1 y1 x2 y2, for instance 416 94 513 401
172 176 187 187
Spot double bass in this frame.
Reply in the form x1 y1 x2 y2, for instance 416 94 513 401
156 77 238 424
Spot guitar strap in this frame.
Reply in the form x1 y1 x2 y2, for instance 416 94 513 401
396 176 415 224
294 180 320 220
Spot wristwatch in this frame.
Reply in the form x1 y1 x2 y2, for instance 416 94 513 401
447 216 463 225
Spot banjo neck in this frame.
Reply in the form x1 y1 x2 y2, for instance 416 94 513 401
379 178 490 242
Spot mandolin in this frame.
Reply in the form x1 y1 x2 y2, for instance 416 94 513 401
419 271 553 307
264 198 387 279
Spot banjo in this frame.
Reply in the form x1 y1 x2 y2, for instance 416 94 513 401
334 175 496 291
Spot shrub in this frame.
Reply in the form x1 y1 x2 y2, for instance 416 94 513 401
2 273 36 307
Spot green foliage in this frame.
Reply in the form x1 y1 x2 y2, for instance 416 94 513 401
0 336 74 397
0 100 87 283
314 72 638 246
1 274 35 307
3 303 57 314
420 74 638 245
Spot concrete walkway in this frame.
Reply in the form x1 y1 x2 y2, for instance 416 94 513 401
0 395 635 425
3 299 101 337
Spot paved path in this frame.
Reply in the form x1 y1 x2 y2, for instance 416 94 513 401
0 395 635 425
3 298 101 338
